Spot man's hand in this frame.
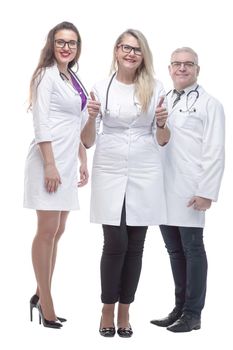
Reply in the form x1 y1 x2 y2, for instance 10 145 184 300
187 196 212 211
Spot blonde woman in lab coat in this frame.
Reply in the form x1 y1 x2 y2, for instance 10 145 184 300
24 22 88 329
81 29 170 337
150 47 225 333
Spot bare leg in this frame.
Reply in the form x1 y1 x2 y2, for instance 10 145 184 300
101 304 115 328
35 211 69 296
32 210 61 321
50 211 69 288
117 303 130 328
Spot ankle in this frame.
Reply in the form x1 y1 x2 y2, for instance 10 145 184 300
101 304 115 327
117 303 130 328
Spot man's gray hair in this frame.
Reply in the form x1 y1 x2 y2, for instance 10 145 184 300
171 47 199 65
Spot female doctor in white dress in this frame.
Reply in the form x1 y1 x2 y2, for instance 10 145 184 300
81 29 170 337
24 22 88 328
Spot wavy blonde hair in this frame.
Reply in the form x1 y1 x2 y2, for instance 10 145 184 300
110 29 155 112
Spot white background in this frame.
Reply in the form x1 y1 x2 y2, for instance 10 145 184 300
0 0 232 349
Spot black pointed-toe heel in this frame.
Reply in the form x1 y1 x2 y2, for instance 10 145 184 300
30 294 67 323
36 303 63 329
117 324 133 338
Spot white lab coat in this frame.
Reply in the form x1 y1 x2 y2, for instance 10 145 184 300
24 64 87 210
90 77 166 226
161 84 225 227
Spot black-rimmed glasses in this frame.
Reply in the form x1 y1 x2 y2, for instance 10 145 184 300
171 61 197 69
118 44 142 56
55 39 79 49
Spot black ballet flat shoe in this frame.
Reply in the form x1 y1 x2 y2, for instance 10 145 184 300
37 303 63 329
30 294 67 323
117 325 133 338
99 326 116 337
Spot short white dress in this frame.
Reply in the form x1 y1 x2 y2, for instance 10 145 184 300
24 64 87 210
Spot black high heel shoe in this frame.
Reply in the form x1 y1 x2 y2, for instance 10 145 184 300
117 324 133 338
36 303 63 329
30 294 67 323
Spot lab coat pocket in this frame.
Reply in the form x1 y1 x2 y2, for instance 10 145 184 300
182 112 203 131
174 162 199 198
182 117 197 130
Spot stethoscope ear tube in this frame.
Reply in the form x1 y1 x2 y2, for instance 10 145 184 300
104 72 117 115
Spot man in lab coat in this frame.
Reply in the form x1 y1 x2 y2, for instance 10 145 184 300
150 47 225 332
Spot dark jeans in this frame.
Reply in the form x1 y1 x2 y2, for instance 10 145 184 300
101 203 147 304
160 225 208 317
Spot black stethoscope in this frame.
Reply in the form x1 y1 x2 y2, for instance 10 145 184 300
104 72 117 116
60 69 88 98
167 85 199 113
104 72 141 117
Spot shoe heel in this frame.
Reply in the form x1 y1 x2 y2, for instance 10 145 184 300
37 303 62 329
30 304 33 322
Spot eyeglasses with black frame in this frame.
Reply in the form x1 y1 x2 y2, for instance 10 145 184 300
171 61 197 69
118 44 142 56
55 39 79 49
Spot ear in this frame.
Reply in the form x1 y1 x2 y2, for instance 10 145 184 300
196 65 200 76
168 65 172 75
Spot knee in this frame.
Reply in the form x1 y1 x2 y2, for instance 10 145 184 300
103 238 127 256
36 223 61 242
183 242 206 258
36 227 58 242
127 240 145 258
55 223 66 241
166 247 185 259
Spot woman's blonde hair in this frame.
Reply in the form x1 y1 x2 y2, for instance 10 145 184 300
110 29 155 112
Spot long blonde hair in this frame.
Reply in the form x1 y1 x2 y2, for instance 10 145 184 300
28 21 81 109
110 29 155 112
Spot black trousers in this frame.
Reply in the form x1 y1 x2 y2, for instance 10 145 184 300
160 225 208 317
101 203 147 304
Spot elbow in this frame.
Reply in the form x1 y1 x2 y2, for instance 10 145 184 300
83 142 92 149
81 136 94 149
159 141 168 147
156 127 170 147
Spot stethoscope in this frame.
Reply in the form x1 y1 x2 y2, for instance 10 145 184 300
60 69 88 98
104 72 141 117
104 72 117 116
167 85 199 113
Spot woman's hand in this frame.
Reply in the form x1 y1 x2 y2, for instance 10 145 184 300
44 163 62 193
87 91 101 119
78 163 89 187
155 96 168 128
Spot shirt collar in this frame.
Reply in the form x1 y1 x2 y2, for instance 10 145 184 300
183 83 199 95
172 83 198 96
